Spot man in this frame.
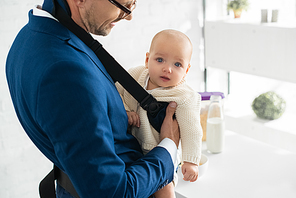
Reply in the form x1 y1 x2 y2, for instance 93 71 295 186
6 0 180 197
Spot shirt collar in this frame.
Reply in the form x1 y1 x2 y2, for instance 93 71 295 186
33 5 59 22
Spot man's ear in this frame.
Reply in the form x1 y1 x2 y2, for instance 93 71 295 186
145 52 150 68
73 0 86 7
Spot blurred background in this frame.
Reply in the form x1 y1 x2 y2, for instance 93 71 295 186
1 0 296 197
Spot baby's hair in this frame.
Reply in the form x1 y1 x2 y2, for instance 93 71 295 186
149 29 193 54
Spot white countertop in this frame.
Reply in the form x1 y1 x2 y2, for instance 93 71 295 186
175 130 296 198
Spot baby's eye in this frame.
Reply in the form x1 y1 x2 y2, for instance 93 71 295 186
156 58 163 63
174 62 182 67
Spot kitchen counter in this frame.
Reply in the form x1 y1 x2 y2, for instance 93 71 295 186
175 130 296 198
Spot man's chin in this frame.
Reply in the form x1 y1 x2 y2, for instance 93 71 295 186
93 28 112 36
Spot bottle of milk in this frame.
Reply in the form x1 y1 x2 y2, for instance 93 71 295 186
206 95 225 153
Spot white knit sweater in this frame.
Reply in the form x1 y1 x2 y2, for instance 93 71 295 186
116 66 203 165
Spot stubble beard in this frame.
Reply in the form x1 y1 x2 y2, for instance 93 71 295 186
81 6 110 36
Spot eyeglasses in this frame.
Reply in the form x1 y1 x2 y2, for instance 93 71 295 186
108 0 137 19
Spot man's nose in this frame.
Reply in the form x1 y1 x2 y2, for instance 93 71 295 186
125 13 133 21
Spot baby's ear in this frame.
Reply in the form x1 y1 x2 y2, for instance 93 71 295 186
186 64 191 74
145 52 150 68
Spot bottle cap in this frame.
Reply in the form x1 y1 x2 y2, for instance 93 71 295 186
210 95 222 101
198 92 225 101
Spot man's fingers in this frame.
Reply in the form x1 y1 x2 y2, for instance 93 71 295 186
166 102 177 118
160 101 179 147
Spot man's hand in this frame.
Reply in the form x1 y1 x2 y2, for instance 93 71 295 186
160 102 180 147
182 162 199 182
126 111 140 127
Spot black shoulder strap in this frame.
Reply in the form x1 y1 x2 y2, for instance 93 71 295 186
39 167 56 198
52 0 171 133
53 0 154 110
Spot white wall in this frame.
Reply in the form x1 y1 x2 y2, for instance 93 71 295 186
0 1 51 198
0 0 203 197
97 0 204 90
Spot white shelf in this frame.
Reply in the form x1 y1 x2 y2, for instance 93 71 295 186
204 19 296 152
224 96 296 153
205 19 296 84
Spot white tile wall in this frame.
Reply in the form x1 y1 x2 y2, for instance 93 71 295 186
0 0 203 197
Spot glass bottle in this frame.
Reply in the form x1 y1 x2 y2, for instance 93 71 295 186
206 95 225 153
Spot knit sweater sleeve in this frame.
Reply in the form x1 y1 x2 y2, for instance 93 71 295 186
175 91 203 165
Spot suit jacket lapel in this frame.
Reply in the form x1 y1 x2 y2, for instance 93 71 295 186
29 10 115 84
67 33 115 84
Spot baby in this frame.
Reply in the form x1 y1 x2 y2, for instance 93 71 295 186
116 29 203 198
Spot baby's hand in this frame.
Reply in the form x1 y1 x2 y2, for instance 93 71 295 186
182 161 199 182
126 111 140 127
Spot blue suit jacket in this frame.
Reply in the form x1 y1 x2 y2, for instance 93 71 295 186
6 10 174 197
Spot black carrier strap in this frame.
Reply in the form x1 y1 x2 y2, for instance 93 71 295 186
39 166 80 198
39 167 56 198
52 0 170 128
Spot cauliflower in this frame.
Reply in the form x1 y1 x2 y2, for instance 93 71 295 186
251 91 286 120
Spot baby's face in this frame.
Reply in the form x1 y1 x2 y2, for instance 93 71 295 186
145 33 192 90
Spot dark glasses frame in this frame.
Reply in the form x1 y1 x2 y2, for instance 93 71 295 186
108 0 132 15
